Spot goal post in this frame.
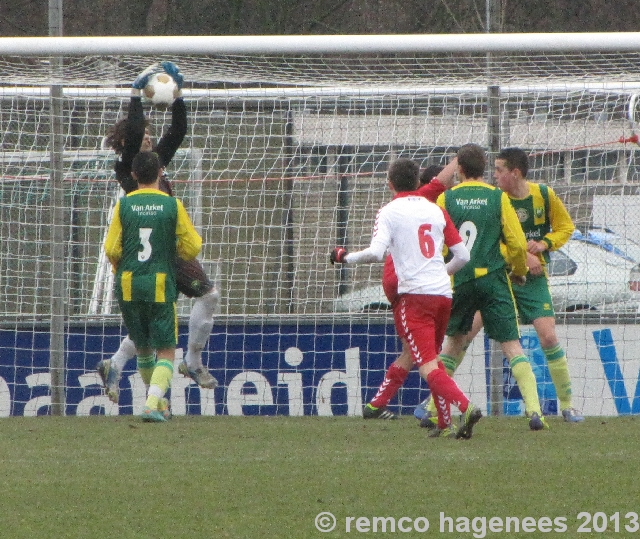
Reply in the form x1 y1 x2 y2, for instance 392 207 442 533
2 33 640 417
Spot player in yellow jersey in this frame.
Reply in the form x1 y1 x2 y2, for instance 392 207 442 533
434 144 548 430
494 148 582 421
105 151 202 422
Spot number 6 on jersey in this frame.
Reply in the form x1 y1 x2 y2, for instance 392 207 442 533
418 223 435 258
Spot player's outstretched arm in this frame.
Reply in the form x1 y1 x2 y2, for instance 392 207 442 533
155 62 187 167
331 207 389 265
156 97 187 168
330 243 386 265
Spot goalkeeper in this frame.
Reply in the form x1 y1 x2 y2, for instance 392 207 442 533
97 62 219 404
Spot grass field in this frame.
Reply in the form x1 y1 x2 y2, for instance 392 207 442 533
2 415 640 539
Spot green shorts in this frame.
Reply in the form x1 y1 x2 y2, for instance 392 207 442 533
447 269 520 342
118 300 178 350
512 273 555 324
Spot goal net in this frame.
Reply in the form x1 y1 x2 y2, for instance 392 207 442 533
2 34 640 417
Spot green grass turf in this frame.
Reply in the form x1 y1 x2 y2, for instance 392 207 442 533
1 415 639 539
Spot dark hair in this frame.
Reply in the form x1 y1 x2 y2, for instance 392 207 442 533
419 164 444 186
132 151 160 185
457 144 486 179
387 158 419 192
497 147 529 178
104 116 150 155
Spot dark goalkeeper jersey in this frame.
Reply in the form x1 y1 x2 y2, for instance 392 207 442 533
114 96 187 196
104 188 201 304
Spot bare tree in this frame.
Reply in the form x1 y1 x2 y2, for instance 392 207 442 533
1 0 640 37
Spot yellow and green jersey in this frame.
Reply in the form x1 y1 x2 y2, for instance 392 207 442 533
437 181 528 287
507 182 574 267
104 188 202 304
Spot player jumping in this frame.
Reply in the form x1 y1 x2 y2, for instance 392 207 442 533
97 62 219 405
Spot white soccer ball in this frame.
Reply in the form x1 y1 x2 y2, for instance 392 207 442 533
143 72 178 107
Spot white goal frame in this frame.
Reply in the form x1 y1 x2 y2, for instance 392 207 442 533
2 33 640 55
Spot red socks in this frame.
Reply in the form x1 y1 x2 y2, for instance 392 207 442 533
426 368 470 413
432 391 452 429
370 363 409 408
432 362 452 428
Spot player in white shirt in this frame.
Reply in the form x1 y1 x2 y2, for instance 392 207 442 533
331 158 482 439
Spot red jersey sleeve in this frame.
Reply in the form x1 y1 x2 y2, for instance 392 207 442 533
415 178 447 203
381 255 399 306
442 207 463 247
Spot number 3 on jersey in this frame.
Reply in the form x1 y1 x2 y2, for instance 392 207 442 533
138 227 152 262
418 223 435 258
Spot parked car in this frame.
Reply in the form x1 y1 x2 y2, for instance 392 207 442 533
578 228 640 308
547 235 638 311
579 227 640 263
333 235 639 313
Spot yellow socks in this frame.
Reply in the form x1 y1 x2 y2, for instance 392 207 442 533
544 345 573 410
510 355 541 416
145 360 174 410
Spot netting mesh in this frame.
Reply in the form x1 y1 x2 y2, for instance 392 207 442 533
3 51 640 88
2 45 640 416
3 60 640 319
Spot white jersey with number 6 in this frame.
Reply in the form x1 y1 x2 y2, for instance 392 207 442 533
347 194 463 297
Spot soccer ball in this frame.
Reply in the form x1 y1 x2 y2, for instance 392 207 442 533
143 72 178 107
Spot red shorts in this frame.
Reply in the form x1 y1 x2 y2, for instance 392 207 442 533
393 294 452 367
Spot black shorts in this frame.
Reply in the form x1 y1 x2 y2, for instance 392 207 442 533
176 258 214 298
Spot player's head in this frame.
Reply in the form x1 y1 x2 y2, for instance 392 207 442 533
387 158 419 192
132 151 161 185
496 147 529 177
419 164 444 186
494 148 529 192
457 144 486 179
105 117 152 155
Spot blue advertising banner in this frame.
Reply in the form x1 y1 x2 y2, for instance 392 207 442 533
3 322 630 417
0 322 432 417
